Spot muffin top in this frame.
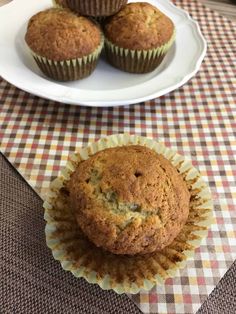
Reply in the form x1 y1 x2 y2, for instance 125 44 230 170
54 0 67 7
25 8 102 61
68 145 189 255
104 2 174 50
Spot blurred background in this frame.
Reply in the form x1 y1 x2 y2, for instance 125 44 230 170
202 0 236 21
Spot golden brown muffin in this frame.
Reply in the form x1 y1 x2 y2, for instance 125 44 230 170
25 8 102 61
104 2 175 73
68 145 190 255
25 8 104 81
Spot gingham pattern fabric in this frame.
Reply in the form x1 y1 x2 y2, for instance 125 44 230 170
0 0 236 313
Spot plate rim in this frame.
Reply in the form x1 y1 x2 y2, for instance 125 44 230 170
0 0 207 107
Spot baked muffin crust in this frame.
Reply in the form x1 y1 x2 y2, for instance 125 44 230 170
68 145 190 255
54 0 67 6
54 0 67 7
104 2 174 50
25 8 102 61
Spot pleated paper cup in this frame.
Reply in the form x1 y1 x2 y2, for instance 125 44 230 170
52 0 107 24
43 134 213 294
52 0 67 8
28 37 104 81
65 0 128 17
104 31 175 73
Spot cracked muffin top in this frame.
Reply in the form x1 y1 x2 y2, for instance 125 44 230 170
25 8 102 61
68 145 189 255
104 2 175 50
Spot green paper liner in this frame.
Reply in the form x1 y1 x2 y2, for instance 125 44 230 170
44 134 213 294
64 0 128 17
104 30 176 73
28 37 104 81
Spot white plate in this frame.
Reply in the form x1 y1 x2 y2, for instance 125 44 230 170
0 0 206 107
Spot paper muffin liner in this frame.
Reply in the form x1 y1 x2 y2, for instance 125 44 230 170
52 0 107 24
64 0 128 17
44 134 213 294
104 30 175 73
28 36 104 81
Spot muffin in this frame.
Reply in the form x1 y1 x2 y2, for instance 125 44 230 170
25 8 104 81
68 145 190 255
44 134 213 293
104 2 176 73
63 0 128 17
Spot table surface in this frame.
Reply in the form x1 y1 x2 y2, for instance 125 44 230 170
0 1 236 314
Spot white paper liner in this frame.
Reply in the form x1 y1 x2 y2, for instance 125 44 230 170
43 134 213 294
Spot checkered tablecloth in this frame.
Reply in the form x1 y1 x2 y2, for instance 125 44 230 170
0 0 236 313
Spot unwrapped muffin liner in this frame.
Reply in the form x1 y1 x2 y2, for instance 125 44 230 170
44 134 213 294
104 30 176 73
28 37 104 81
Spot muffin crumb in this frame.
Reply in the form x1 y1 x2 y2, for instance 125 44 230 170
69 145 189 255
